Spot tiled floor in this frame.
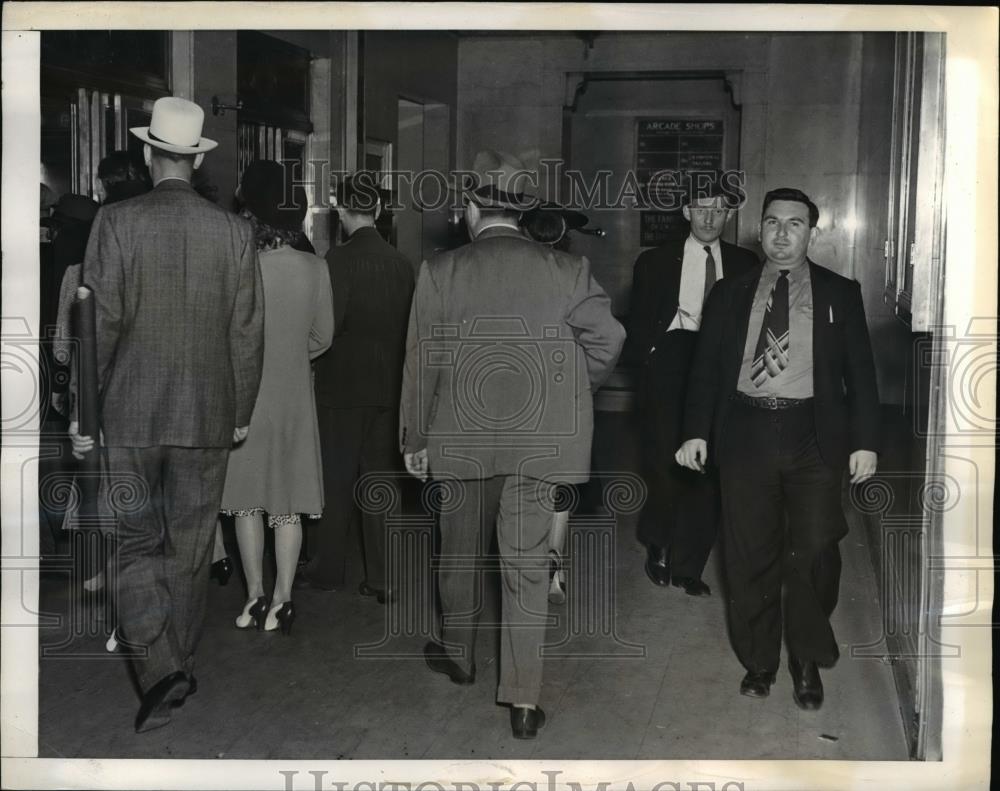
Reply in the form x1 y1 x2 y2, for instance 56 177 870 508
36 414 909 760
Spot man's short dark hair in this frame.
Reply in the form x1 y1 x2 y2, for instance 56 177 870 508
761 187 819 228
97 151 134 185
334 172 381 216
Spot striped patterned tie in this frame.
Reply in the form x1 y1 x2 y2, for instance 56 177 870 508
750 270 790 387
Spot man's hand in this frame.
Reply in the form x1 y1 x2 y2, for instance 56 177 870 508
233 425 250 444
675 439 708 472
849 449 878 484
68 421 95 460
404 449 429 482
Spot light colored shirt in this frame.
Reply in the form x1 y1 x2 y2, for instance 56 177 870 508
668 235 723 332
737 260 814 398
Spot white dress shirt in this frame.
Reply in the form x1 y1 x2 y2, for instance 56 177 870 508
667 235 724 332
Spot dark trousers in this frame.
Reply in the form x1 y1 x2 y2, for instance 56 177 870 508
306 406 396 589
717 401 846 674
635 329 719 579
105 445 229 693
436 475 554 705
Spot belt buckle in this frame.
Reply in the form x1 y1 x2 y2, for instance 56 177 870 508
764 396 779 410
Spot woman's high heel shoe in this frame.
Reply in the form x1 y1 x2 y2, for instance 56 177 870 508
210 557 234 586
548 551 566 605
264 601 296 635
235 596 268 630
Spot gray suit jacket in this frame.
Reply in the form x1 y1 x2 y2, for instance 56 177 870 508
84 179 265 448
399 225 625 483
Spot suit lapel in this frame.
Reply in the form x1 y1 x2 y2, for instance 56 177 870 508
732 269 762 377
652 242 685 321
719 242 745 278
808 259 824 380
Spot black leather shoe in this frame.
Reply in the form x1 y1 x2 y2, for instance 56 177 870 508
789 657 824 710
210 557 233 585
135 671 191 733
644 544 671 587
423 641 475 685
739 669 776 698
510 706 546 739
671 575 711 597
359 581 396 604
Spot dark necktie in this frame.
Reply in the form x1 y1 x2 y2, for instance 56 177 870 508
703 245 716 303
750 270 790 387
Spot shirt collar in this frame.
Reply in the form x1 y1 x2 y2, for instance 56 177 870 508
153 176 193 189
475 222 523 239
765 257 810 280
685 234 722 259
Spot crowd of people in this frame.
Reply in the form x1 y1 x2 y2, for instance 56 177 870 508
39 95 880 740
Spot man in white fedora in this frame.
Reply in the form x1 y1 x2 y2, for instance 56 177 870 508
82 96 265 732
400 149 625 738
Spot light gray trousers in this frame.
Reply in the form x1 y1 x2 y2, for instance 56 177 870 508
436 475 554 705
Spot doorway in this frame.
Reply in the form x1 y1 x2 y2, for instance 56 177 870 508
563 73 742 318
395 97 451 267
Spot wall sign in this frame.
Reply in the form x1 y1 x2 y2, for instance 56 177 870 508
636 118 724 247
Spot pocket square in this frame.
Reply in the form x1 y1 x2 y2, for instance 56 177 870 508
828 305 834 323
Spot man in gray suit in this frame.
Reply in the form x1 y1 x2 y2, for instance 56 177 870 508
84 97 264 732
400 150 625 739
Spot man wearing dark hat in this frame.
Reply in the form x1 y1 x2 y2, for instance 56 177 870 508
625 184 759 597
298 172 414 598
678 187 879 708
83 96 264 732
400 149 625 738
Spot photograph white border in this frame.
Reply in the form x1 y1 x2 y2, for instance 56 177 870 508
2 3 996 790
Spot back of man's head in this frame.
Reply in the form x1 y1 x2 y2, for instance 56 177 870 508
334 172 382 218
473 206 522 224
98 151 136 186
150 148 197 167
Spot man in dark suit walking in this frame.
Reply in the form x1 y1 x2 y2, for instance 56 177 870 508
300 173 414 598
400 150 625 739
626 186 759 596
678 187 879 709
85 97 264 732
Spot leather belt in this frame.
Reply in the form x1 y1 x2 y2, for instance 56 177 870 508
732 392 813 410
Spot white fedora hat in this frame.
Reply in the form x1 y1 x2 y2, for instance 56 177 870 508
130 96 217 155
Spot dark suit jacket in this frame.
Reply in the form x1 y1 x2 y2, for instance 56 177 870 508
683 259 881 469
624 238 760 370
399 225 626 483
84 179 265 448
314 226 415 409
